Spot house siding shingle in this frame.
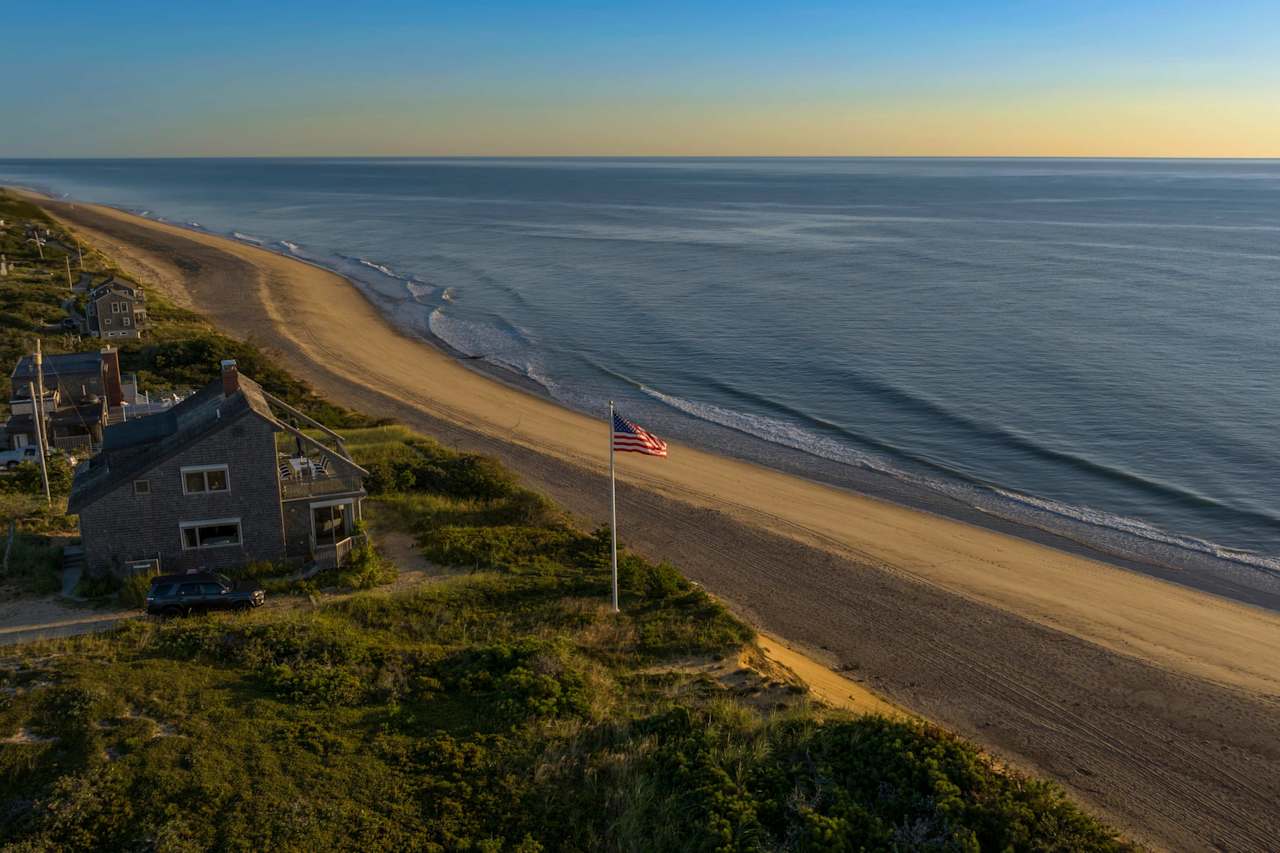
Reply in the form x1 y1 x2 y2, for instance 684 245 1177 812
79 411 286 576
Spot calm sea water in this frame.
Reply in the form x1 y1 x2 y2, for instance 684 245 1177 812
4 158 1279 577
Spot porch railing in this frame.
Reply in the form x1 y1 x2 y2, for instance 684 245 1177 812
280 474 363 501
313 533 364 571
51 434 95 453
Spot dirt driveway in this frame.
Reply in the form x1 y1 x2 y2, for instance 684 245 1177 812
0 595 137 647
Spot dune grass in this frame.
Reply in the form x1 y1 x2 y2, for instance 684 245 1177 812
0 527 1129 852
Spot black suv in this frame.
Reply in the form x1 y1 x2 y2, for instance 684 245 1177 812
146 572 266 616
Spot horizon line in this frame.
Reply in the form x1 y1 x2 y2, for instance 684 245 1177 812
3 154 1280 162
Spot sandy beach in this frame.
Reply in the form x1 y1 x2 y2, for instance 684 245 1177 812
28 191 1280 850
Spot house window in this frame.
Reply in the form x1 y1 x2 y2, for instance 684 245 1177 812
122 316 131 327
181 464 230 494
133 480 150 496
111 302 121 314
180 519 242 550
310 499 355 546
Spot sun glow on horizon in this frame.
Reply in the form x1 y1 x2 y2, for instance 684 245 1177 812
1 1 1278 158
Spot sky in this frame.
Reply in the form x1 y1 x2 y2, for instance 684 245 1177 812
1 1 1278 157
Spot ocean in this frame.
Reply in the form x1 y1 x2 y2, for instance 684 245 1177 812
3 157 1278 587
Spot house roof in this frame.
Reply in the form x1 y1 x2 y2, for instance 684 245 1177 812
88 277 142 300
68 371 366 514
11 351 104 383
68 375 273 513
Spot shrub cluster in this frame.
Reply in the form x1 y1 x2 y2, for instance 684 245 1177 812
1 457 74 497
359 437 520 501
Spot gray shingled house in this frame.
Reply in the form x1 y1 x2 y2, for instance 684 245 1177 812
85 277 148 340
68 361 368 577
5 348 124 453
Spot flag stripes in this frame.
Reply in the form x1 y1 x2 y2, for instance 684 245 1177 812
611 412 668 457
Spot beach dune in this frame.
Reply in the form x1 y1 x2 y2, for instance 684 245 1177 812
32 192 1280 850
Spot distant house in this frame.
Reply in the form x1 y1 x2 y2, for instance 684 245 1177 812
85 277 147 340
68 361 368 577
5 348 125 453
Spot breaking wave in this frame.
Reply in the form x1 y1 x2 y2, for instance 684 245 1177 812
638 384 1280 576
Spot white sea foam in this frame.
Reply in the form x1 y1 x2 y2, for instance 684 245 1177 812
641 385 1280 575
356 257 401 278
993 488 1280 572
232 232 263 244
640 385 897 475
279 240 302 254
405 282 433 301
428 309 530 372
186 221 203 229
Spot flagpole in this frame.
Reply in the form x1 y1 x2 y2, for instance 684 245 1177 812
609 400 619 613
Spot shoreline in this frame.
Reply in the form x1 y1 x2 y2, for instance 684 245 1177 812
20 187 1280 848
16 184 1280 599
24 185 1280 690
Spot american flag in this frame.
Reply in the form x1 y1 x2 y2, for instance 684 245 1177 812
612 411 668 457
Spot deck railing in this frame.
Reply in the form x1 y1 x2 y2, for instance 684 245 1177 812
51 434 95 453
279 473 363 501
314 533 363 570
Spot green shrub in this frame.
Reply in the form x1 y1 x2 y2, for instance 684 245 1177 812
74 572 121 599
228 559 283 581
122 333 378 428
266 660 366 707
118 570 156 608
2 532 62 595
354 436 519 501
434 641 590 722
421 525 579 570
4 457 73 496
338 539 397 590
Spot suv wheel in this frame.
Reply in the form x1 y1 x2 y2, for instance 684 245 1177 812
160 605 182 618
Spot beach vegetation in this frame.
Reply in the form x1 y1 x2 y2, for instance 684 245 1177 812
0 494 1132 851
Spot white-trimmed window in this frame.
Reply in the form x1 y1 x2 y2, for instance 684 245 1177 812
180 518 242 550
182 464 230 494
111 302 121 314
310 498 355 545
122 315 131 327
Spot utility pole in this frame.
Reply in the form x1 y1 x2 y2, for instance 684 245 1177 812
65 256 73 290
32 340 52 505
76 240 83 269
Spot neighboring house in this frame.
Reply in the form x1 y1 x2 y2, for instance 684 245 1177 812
5 347 179 453
85 277 147 340
5 348 125 452
68 360 368 577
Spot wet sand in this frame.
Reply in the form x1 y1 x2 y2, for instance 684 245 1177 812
31 191 1280 850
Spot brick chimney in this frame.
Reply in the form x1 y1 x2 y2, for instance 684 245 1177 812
100 346 124 407
221 359 239 397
